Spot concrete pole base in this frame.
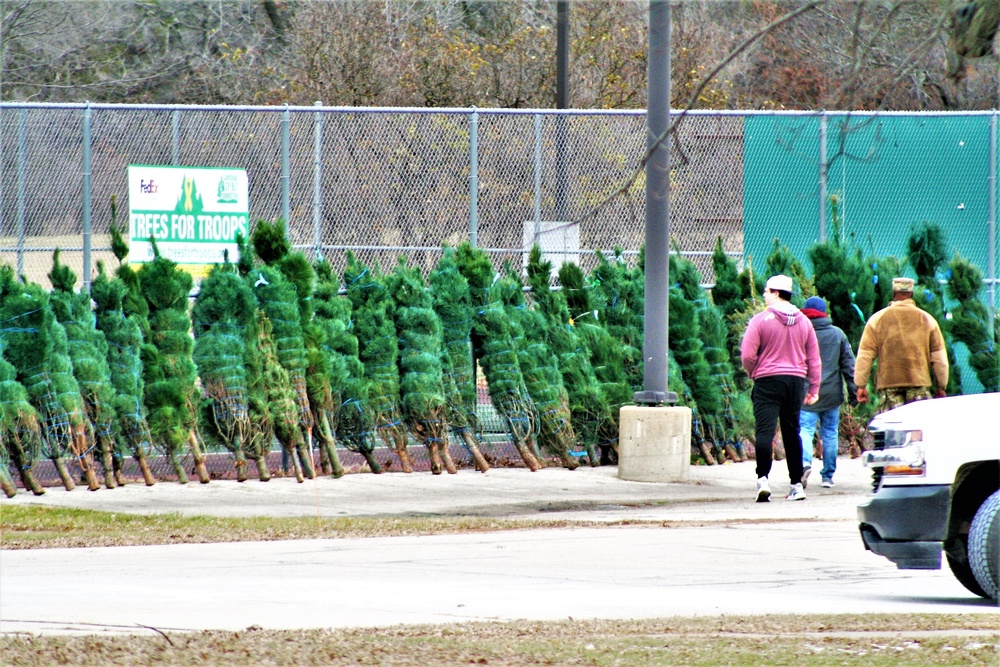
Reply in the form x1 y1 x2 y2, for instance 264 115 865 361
618 405 692 482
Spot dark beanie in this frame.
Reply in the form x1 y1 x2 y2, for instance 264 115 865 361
803 296 827 313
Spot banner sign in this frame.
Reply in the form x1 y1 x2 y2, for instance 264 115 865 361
127 165 249 274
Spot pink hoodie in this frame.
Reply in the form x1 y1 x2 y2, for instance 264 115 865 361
740 301 821 394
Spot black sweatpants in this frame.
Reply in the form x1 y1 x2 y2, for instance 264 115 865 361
752 374 805 484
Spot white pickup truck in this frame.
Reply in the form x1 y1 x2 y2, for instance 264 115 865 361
857 392 1000 601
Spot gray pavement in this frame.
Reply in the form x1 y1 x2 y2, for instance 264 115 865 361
2 457 997 635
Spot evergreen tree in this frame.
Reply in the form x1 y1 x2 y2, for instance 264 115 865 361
528 248 610 461
498 265 581 469
907 221 962 395
590 249 643 392
192 260 268 481
946 254 998 392
806 197 876 349
386 257 457 474
49 250 122 489
344 251 414 472
455 242 541 471
91 262 157 486
250 220 321 477
711 236 750 388
138 242 211 483
313 259 382 473
0 334 45 495
428 247 489 472
556 259 628 464
0 270 99 490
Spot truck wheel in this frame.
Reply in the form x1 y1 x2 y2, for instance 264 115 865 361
946 545 988 599
969 489 1000 601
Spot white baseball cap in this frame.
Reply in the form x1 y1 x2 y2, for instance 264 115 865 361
765 274 795 293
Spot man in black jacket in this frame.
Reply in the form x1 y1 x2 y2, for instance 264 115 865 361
798 296 857 489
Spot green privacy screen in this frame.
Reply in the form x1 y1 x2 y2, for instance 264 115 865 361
743 112 998 393
744 113 995 291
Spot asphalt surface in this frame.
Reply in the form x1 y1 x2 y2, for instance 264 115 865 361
2 456 997 635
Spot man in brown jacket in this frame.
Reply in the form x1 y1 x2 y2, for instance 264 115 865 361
854 277 949 413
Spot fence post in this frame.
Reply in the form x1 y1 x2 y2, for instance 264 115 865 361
282 104 290 227
312 101 323 260
469 107 479 248
16 108 27 278
171 109 180 165
533 113 542 245
818 110 827 243
82 102 93 292
990 110 997 315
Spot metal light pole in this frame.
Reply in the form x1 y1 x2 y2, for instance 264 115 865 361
634 0 676 405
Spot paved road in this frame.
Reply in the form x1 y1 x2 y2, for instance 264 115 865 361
1 458 996 635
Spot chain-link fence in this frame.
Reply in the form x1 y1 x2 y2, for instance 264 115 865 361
1 103 749 290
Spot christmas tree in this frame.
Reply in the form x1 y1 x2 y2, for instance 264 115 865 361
526 249 604 458
0 333 45 495
497 265 580 469
0 268 99 490
48 250 121 488
91 262 157 486
192 259 267 481
313 259 381 473
946 253 998 392
344 251 413 472
138 241 210 483
907 221 961 395
428 247 489 472
386 257 457 474
249 221 319 478
455 242 541 471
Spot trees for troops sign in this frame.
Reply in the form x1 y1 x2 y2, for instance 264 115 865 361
128 165 249 276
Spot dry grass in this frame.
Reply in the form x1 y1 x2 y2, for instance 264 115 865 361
1 615 996 666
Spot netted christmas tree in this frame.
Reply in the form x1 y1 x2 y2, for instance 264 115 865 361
250 220 318 479
313 259 381 474
428 247 489 472
554 258 626 464
344 251 413 472
529 249 615 465
0 268 99 490
192 259 268 481
91 262 157 486
455 242 541 471
138 241 210 484
711 236 750 385
0 334 45 496
590 249 644 393
386 257 457 474
907 221 961 395
946 253 998 392
497 265 580 469
671 249 744 462
48 250 121 489
806 196 877 349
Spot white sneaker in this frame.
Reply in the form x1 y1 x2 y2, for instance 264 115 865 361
801 466 811 489
821 479 834 488
785 483 806 501
756 477 771 503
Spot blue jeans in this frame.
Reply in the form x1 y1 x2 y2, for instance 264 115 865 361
799 407 839 481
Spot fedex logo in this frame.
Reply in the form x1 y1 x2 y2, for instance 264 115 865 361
140 179 158 194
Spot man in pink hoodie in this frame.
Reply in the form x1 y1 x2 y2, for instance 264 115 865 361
740 275 821 502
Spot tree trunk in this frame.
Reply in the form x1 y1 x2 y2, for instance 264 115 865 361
698 440 717 465
97 433 117 489
234 447 248 482
187 431 211 484
512 434 542 471
362 449 383 474
135 451 157 486
52 456 76 490
316 414 344 478
459 429 490 472
0 468 17 497
169 450 189 484
255 456 271 481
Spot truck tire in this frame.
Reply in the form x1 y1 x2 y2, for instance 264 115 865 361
946 545 988 599
968 489 1000 601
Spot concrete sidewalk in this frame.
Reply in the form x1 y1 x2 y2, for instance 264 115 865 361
1 456 873 523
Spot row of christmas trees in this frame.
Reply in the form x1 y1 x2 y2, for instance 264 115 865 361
1 204 996 495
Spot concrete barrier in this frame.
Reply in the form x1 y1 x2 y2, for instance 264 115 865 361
618 405 692 482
